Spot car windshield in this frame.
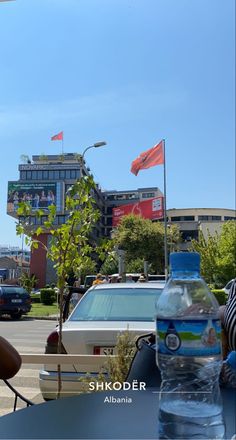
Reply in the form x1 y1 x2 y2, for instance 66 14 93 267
69 287 162 321
1 287 27 295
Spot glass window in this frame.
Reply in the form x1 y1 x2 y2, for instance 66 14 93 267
37 170 43 180
58 216 65 224
65 170 71 179
54 170 59 180
107 207 113 215
142 192 155 198
49 171 54 179
224 216 236 221
59 170 65 179
1 286 27 295
70 170 76 179
106 217 113 226
183 216 195 221
171 216 181 221
43 170 48 179
69 287 163 322
198 215 209 221
212 216 221 221
32 171 37 180
20 171 27 180
26 171 32 179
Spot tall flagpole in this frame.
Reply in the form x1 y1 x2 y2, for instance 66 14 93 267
163 138 168 280
61 133 64 155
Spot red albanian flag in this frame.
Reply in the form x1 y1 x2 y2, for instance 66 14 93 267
131 140 164 176
51 131 63 141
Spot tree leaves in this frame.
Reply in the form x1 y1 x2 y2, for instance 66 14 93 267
111 214 181 273
191 221 236 287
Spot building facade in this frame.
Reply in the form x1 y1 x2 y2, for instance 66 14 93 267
7 154 235 286
167 207 236 250
0 245 30 262
7 154 105 286
102 187 163 237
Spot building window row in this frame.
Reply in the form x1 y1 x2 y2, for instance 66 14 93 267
142 192 155 198
19 215 68 226
171 216 195 222
20 169 80 181
224 216 236 221
170 215 230 222
198 215 222 221
105 193 138 201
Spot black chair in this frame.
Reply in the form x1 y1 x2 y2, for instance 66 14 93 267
126 333 162 388
0 336 34 412
2 379 34 412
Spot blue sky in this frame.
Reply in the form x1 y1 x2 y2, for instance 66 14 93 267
0 0 235 247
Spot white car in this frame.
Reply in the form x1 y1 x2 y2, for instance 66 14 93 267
39 282 164 400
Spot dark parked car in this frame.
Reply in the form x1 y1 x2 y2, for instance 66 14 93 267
0 285 32 319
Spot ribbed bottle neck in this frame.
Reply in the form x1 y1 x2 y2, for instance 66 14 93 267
170 270 200 279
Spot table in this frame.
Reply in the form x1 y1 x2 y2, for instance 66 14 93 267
0 388 235 439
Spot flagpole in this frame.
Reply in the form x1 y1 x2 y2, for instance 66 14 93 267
163 139 168 280
61 134 64 155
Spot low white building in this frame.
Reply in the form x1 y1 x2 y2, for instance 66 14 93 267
167 208 235 249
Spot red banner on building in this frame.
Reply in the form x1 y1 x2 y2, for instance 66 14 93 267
112 197 164 227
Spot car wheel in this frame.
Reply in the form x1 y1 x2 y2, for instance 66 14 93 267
10 312 22 320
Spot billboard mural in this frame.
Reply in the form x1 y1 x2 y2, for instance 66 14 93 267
7 182 63 214
112 196 164 227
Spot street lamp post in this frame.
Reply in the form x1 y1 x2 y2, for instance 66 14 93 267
81 141 107 161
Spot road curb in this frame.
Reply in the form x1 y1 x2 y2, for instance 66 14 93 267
26 316 58 321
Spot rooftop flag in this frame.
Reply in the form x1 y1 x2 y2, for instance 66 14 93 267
131 140 164 176
51 131 63 141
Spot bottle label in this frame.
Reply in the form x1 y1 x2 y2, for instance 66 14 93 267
156 318 222 356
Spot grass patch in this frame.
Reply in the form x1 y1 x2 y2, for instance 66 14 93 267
28 302 59 317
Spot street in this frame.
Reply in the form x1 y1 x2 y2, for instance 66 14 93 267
0 317 56 416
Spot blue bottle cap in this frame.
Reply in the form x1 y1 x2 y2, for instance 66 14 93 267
170 252 200 272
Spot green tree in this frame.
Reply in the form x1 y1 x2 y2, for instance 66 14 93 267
112 214 181 273
79 258 97 280
99 251 118 275
191 221 236 287
19 272 38 294
190 230 220 285
16 175 100 397
215 221 236 286
126 257 146 273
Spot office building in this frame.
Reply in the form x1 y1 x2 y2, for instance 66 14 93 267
7 153 235 286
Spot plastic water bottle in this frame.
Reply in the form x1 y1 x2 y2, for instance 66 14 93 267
222 351 236 388
156 252 225 439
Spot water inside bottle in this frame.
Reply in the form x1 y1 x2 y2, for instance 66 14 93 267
159 400 225 439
